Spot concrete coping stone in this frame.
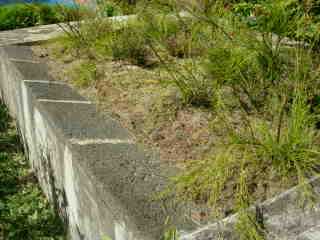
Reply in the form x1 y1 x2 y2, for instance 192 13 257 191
24 80 86 102
10 59 54 81
36 100 133 141
3 45 34 60
69 142 173 239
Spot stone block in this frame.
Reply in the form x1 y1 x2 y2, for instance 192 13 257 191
70 142 170 239
10 59 54 81
3 45 34 60
37 101 132 140
24 81 86 101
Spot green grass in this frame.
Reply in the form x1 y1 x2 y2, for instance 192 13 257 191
0 104 65 240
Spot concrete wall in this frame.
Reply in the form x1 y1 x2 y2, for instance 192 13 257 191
0 45 177 240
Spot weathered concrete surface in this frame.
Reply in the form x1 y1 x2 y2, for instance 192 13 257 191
0 44 184 240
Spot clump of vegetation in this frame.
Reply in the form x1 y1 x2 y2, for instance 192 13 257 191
51 0 320 238
71 61 98 87
0 3 87 31
0 104 65 240
96 0 122 17
109 21 153 66
59 17 153 65
233 0 320 48
163 1 320 239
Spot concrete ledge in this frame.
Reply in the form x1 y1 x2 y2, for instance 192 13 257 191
3 45 34 60
24 80 86 101
10 59 54 80
37 101 132 140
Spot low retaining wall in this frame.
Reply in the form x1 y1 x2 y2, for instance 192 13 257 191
1 23 320 240
0 45 179 240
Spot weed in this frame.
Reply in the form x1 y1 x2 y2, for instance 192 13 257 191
96 0 121 17
162 227 179 240
71 61 98 87
108 21 152 66
235 166 265 240
58 15 112 57
165 60 215 107
141 11 209 58
161 216 180 240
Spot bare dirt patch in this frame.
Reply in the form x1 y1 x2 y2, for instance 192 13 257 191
32 41 215 167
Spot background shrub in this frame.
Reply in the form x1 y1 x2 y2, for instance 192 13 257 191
0 3 85 31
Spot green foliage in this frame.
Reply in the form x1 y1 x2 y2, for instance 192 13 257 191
233 0 320 47
0 4 39 30
0 104 9 132
0 103 65 240
72 61 98 87
171 88 319 238
109 21 152 66
235 167 265 240
255 93 319 179
161 1 320 239
206 31 286 110
58 17 113 58
171 149 233 208
60 17 154 66
0 3 85 31
161 216 180 240
168 61 214 107
136 9 216 106
141 12 208 58
96 0 121 17
103 0 143 15
162 227 179 240
252 0 297 36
